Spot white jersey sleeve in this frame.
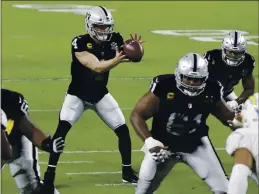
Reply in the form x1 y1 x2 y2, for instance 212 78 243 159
1 109 8 129
241 93 259 128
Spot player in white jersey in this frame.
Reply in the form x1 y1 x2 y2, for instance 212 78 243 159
226 92 259 194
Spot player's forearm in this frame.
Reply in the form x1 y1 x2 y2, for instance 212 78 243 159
30 128 48 149
93 59 119 73
214 101 235 127
22 125 47 149
237 76 255 104
76 52 118 73
236 88 254 104
19 116 47 149
130 112 152 142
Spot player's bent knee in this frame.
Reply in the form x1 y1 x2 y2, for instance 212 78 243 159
9 159 32 191
103 110 126 130
114 124 129 135
135 179 153 194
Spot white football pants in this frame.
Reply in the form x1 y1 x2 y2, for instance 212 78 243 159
136 136 228 194
8 136 41 194
59 93 125 130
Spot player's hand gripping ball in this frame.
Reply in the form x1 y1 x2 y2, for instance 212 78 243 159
123 34 144 62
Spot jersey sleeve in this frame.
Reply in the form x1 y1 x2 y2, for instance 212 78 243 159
12 93 29 120
1 109 7 130
203 51 212 63
203 51 217 80
246 55 256 76
149 76 167 98
212 81 224 104
71 36 85 52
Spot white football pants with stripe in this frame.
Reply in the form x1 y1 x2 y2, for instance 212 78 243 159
59 93 126 130
8 136 41 194
136 136 228 194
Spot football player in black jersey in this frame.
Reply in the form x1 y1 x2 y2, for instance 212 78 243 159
1 109 13 163
43 6 141 192
1 89 64 194
131 53 236 194
203 31 255 112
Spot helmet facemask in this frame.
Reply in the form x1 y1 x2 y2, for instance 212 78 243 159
176 73 208 97
222 48 245 66
91 23 114 41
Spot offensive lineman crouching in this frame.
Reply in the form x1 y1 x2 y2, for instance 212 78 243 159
1 89 64 194
131 53 236 194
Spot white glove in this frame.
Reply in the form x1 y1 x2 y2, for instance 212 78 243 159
151 149 171 163
53 137 65 153
226 100 239 112
145 137 170 163
145 137 164 150
229 117 243 129
42 136 65 153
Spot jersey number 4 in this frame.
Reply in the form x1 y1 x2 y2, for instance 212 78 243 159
72 38 78 49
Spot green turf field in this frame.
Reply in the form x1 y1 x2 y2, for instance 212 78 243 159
1 1 258 194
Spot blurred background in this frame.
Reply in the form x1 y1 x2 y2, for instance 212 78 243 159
1 1 258 194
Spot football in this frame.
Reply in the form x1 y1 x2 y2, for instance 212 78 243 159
123 39 144 62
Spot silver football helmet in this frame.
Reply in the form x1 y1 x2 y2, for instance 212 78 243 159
85 6 114 41
221 31 247 66
175 53 209 96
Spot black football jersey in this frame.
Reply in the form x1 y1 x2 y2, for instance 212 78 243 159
67 32 124 103
149 74 222 153
203 49 255 97
1 89 29 145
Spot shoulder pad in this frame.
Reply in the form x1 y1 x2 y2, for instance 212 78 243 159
245 53 256 68
71 34 91 52
150 74 176 98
